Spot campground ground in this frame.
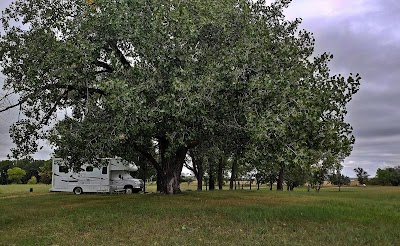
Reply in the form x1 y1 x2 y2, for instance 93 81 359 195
0 184 399 245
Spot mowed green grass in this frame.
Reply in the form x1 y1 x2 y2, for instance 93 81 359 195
0 185 399 246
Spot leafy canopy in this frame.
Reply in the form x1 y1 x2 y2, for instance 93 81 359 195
0 0 360 193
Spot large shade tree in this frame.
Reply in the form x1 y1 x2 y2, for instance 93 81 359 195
0 0 360 194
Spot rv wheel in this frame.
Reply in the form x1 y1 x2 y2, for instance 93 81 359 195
73 187 83 195
125 187 133 194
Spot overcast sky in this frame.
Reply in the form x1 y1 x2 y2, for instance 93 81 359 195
1 0 399 177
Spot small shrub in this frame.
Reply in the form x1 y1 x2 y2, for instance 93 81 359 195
28 176 37 184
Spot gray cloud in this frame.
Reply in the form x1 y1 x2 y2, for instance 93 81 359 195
290 0 400 177
0 76 52 160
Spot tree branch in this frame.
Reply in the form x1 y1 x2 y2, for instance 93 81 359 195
38 83 106 97
94 60 113 73
0 97 28 113
0 91 15 103
186 151 199 177
40 89 69 125
66 85 106 97
111 41 131 68
130 141 161 173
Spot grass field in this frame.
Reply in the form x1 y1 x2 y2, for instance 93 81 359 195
0 184 399 246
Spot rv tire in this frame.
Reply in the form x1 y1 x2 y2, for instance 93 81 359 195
73 187 83 195
125 186 133 194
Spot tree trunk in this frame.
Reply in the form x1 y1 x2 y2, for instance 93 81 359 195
157 139 188 194
143 162 146 193
209 162 215 190
189 151 203 191
269 181 273 191
218 157 223 190
209 176 215 190
230 159 237 190
156 169 163 192
158 167 182 194
197 163 203 191
277 167 284 191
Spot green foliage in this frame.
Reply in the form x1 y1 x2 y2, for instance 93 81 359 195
7 167 26 184
375 166 400 186
27 176 37 184
366 177 380 186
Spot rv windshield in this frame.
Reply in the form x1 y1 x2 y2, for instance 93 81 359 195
122 173 133 179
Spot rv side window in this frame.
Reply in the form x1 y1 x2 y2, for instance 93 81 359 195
86 166 94 172
102 167 107 174
59 166 69 173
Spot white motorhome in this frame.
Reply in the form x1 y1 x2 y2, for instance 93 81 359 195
51 158 144 194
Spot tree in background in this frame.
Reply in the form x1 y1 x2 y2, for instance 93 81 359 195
0 160 13 184
252 158 279 191
0 160 51 184
255 171 265 190
329 172 350 191
375 166 400 186
7 167 26 184
285 165 309 191
186 147 206 191
309 163 329 192
13 159 43 184
39 160 52 184
354 167 369 185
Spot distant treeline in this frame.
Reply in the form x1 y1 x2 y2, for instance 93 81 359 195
1 158 399 188
367 166 400 186
0 159 52 185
